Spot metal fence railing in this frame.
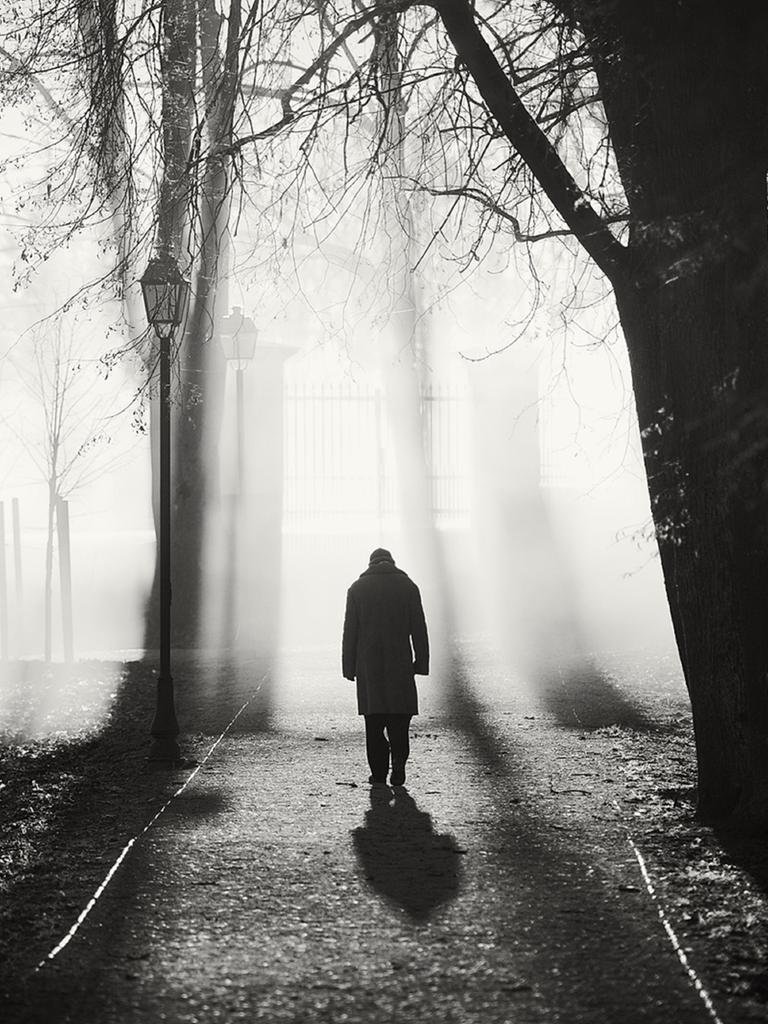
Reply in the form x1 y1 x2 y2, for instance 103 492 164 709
283 380 470 529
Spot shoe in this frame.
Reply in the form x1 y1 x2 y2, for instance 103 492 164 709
390 764 406 787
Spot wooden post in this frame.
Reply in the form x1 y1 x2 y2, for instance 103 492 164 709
12 498 22 656
0 502 7 660
56 498 74 663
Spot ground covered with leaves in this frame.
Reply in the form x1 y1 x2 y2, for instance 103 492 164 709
582 654 768 1016
0 650 766 1022
0 658 216 996
603 724 768 1012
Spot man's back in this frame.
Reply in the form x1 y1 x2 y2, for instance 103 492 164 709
342 552 429 715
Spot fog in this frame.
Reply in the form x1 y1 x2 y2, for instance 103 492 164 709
198 236 677 722
0 120 679 741
268 261 676 700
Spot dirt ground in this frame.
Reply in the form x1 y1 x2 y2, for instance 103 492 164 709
1 644 767 1023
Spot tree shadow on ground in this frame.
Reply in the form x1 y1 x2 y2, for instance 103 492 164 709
433 653 715 1021
534 656 664 733
715 823 768 897
706 823 768 1000
441 654 511 779
168 787 231 821
0 656 244 1015
157 650 276 735
351 786 463 921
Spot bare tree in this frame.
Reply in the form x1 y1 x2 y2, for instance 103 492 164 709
5 0 768 826
6 318 137 660
2 0 254 645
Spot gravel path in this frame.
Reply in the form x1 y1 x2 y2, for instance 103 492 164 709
5 643 742 1023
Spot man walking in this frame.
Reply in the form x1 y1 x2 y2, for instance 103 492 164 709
342 548 429 787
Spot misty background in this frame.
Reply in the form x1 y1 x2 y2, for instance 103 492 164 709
0 92 677 735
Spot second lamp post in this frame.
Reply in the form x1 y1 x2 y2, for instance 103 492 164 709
220 306 258 494
140 251 190 763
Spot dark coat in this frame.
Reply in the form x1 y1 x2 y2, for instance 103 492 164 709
342 561 429 715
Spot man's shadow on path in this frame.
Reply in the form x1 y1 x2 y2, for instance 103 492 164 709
352 787 463 921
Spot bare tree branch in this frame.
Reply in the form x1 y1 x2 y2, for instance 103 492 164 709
431 0 630 285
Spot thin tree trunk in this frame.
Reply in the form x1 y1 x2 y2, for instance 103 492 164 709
144 0 197 648
167 0 236 646
0 503 7 661
374 12 455 648
44 480 56 662
56 497 74 663
12 498 23 656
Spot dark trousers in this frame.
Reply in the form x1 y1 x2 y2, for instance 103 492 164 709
364 714 412 782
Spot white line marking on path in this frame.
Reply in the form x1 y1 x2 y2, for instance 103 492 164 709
561 671 724 1024
614 802 725 1024
35 688 260 972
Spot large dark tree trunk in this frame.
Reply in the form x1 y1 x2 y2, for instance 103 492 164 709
168 0 237 646
588 3 768 823
437 0 768 826
616 258 768 822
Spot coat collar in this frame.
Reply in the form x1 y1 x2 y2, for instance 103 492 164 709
360 561 405 577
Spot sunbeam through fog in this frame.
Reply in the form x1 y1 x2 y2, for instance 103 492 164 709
0 106 678 739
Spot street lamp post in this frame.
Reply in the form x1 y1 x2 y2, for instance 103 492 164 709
220 306 258 494
140 251 190 763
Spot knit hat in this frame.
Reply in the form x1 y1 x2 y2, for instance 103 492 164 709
369 548 394 565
